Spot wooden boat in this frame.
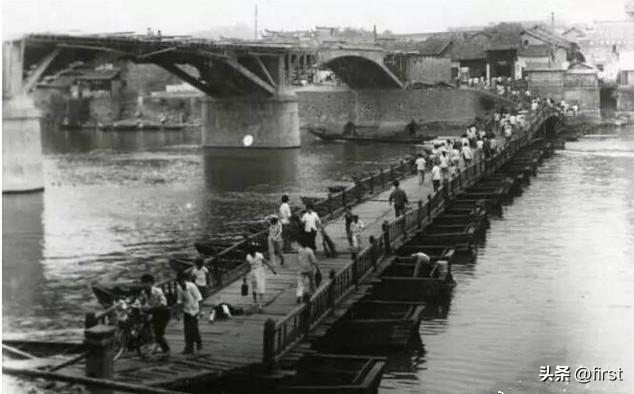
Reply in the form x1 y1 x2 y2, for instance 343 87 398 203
307 127 436 144
318 300 425 350
394 246 455 262
280 354 386 394
410 224 477 246
432 209 488 229
399 241 472 256
454 190 503 211
91 282 143 307
369 258 455 301
194 240 255 260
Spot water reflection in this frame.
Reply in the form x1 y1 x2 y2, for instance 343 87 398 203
41 127 201 154
203 148 299 192
2 193 48 328
2 127 410 331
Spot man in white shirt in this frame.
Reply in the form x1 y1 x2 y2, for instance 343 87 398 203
279 195 292 250
301 204 321 251
176 272 203 354
431 163 442 192
190 257 210 298
415 154 426 185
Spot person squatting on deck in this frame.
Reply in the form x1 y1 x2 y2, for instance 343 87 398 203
139 274 170 358
301 204 321 251
279 194 292 251
389 180 408 218
296 239 319 304
267 215 285 266
176 271 202 354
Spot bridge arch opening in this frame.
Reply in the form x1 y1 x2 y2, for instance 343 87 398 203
322 55 403 89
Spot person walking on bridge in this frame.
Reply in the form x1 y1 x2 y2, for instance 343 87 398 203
389 180 408 218
267 215 285 266
139 274 170 359
176 271 202 355
415 154 426 185
279 195 292 251
301 204 321 251
296 239 319 303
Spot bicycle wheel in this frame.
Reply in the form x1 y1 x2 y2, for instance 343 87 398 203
113 328 128 361
136 323 156 359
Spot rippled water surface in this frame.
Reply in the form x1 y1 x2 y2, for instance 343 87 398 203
2 128 409 331
3 125 634 394
379 128 634 394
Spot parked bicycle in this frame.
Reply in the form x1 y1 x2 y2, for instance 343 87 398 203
111 298 157 360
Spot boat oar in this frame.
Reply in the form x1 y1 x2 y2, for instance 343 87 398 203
2 344 37 359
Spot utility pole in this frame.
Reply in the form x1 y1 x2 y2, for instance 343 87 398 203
254 3 258 40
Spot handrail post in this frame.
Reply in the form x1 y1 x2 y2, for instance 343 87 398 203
417 200 423 230
427 195 432 221
382 220 391 254
301 296 311 336
327 192 333 217
369 173 374 194
84 325 116 379
85 312 98 329
369 236 378 271
262 318 276 370
351 252 359 286
327 269 336 307
342 189 347 208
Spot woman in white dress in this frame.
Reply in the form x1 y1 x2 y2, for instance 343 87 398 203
246 245 277 312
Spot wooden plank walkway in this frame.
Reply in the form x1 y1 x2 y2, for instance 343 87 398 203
55 153 444 387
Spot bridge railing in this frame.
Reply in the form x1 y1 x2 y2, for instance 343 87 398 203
261 105 559 367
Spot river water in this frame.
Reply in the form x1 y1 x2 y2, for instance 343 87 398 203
2 128 408 332
379 127 634 394
3 126 634 393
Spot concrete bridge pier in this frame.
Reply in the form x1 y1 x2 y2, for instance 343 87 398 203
3 39 46 193
201 94 300 148
2 96 44 193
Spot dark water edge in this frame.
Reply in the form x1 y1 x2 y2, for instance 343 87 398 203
378 129 634 394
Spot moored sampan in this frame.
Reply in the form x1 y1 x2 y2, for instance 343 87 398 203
368 257 455 302
279 353 387 394
316 300 426 350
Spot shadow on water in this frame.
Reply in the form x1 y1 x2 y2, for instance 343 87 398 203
41 127 201 154
2 193 57 327
202 148 299 192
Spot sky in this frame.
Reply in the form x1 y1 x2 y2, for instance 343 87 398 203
2 0 630 39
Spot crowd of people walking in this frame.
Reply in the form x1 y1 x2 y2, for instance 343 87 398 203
127 82 562 359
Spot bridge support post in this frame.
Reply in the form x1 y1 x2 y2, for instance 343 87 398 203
201 94 300 148
2 96 44 193
84 324 116 379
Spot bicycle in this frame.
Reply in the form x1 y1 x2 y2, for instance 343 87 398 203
111 299 158 360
